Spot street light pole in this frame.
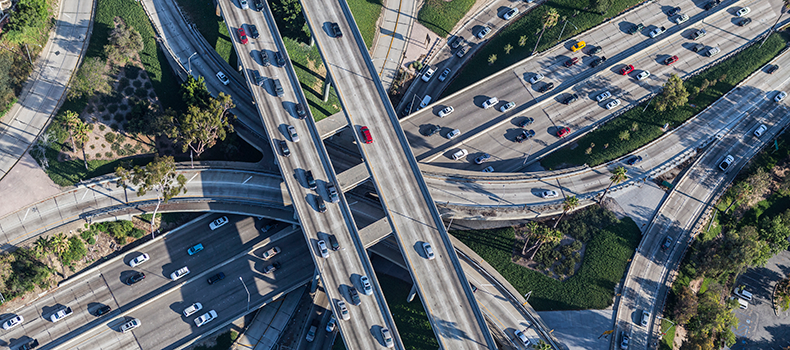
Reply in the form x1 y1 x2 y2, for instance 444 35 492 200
187 52 197 75
239 277 250 312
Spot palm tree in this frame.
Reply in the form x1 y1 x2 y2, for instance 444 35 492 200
51 233 69 257
62 111 80 153
554 195 580 228
600 166 627 203
73 120 91 170
532 340 552 350
532 8 560 55
34 236 51 258
522 222 562 260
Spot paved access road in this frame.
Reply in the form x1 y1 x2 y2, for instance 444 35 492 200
615 50 790 349
0 216 312 350
300 0 496 348
217 2 402 349
402 0 778 172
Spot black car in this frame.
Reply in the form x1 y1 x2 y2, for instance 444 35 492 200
738 17 752 26
274 52 285 66
316 197 327 213
207 272 225 285
19 339 39 350
692 43 705 53
127 272 145 285
94 305 111 316
627 155 643 165
588 46 602 55
518 117 534 127
627 23 644 35
514 130 535 143
589 56 606 68
538 82 554 93
661 236 674 250
331 23 342 38
348 286 361 305
249 25 259 39
704 0 719 11
767 65 779 74
260 50 270 66
470 283 477 293
296 103 306 119
426 124 441 136
305 170 317 190
667 6 681 16
278 140 290 157
563 93 579 104
328 234 339 250
253 0 263 11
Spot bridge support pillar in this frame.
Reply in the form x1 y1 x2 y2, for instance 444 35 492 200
322 72 332 102
310 268 320 293
407 284 417 303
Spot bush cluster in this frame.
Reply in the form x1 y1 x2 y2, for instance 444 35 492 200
92 220 145 243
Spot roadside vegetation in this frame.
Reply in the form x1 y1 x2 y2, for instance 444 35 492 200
417 0 475 37
452 205 640 311
347 0 383 48
445 0 645 95
174 0 238 67
377 274 439 349
0 0 56 118
542 32 787 169
36 0 260 187
663 125 790 348
193 330 239 350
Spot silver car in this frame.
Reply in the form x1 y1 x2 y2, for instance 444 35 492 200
360 276 373 295
287 125 300 142
446 129 461 139
195 310 218 327
129 253 149 268
121 318 141 333
423 242 435 260
317 240 329 258
183 303 203 317
438 106 454 118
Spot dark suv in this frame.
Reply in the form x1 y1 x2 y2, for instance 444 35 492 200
589 56 606 68
274 52 285 66
538 82 554 93
305 170 317 190
94 305 111 316
563 93 579 104
331 23 342 38
278 140 290 157
661 236 674 250
704 0 719 10
249 25 259 39
260 51 270 66
207 272 225 285
627 23 644 35
328 234 339 250
127 272 145 285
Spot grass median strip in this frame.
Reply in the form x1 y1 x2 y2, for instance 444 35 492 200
445 0 645 96
418 0 475 38
174 0 237 67
541 32 787 169
284 38 343 121
347 0 383 49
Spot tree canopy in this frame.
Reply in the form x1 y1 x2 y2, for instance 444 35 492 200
655 74 689 112
69 57 111 100
104 17 144 66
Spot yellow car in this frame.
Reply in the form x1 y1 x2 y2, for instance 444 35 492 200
571 41 586 52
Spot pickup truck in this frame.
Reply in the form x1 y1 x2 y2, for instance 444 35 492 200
306 320 319 342
649 26 666 38
262 246 281 260
50 307 73 322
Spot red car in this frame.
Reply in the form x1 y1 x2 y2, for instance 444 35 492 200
557 127 571 137
564 57 579 67
664 55 679 65
360 126 373 144
620 64 634 75
238 28 248 44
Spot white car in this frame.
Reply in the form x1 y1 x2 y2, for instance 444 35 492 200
529 73 544 84
640 311 650 326
446 129 461 139
326 315 336 332
216 71 229 85
477 26 491 39
451 149 468 161
381 328 394 348
438 68 451 82
719 155 734 171
649 26 666 38
360 276 373 295
129 253 149 268
183 303 203 317
596 91 611 102
317 240 329 258
423 242 435 260
2 315 23 330
194 310 218 327
287 125 300 142
421 67 435 82
503 7 519 20
754 124 767 137
170 266 190 281
636 71 650 80
606 99 621 109
482 97 499 109
541 190 558 198
499 101 516 112
121 318 141 333
337 300 350 320
50 306 73 322
514 329 531 346
737 7 750 17
239 0 249 9
209 216 228 230
776 91 787 103
674 14 689 24
438 106 454 118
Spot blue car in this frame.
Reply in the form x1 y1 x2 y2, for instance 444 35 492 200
188 243 204 256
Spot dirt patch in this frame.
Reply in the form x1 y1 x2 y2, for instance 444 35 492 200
673 324 687 349
688 278 703 294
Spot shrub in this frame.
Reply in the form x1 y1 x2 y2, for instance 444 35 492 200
105 151 113 157
105 132 116 143
125 67 140 79
98 124 106 131
60 237 87 266
144 81 151 89
102 114 110 121
124 86 135 96
119 77 130 89
149 91 156 98
86 105 95 113
114 113 124 123
135 87 148 98
108 104 118 113
119 103 128 111
3 249 52 299
133 80 142 88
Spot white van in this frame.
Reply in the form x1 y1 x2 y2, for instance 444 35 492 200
706 47 720 57
734 286 753 302
736 298 748 309
452 149 468 160
420 95 432 108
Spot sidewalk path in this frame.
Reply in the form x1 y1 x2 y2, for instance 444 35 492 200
0 0 94 181
369 0 417 89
